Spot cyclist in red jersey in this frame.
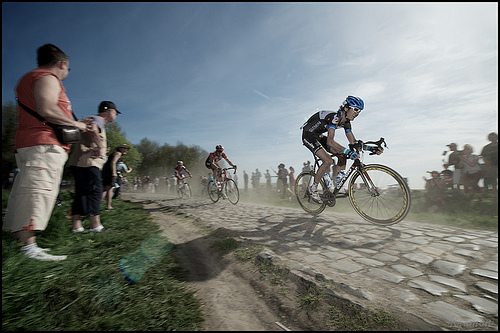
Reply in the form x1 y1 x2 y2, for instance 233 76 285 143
205 145 237 182
174 161 192 187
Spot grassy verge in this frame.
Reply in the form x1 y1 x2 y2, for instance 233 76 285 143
2 189 203 331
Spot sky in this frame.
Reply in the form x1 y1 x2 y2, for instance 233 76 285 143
2 2 498 189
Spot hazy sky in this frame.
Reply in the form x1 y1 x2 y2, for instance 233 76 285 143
2 2 498 189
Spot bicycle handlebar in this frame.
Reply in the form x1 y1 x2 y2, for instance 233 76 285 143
222 166 237 174
348 137 387 155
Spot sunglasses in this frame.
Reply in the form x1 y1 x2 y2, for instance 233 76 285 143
350 107 361 114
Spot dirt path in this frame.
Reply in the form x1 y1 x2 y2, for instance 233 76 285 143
138 198 298 331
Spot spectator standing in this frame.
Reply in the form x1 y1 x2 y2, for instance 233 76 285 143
460 144 483 200
443 143 464 191
254 169 261 189
480 132 498 194
3 43 88 261
423 171 446 213
112 158 133 199
289 166 296 189
302 161 311 173
265 169 272 189
277 163 289 198
243 170 249 191
69 101 121 232
102 143 131 209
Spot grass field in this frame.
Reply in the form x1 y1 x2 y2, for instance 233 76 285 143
2 190 203 331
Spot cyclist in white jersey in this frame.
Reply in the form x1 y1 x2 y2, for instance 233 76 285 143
301 96 383 202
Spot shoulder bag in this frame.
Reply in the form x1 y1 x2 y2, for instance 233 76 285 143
17 98 81 144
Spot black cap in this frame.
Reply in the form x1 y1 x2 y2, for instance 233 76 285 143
98 101 121 114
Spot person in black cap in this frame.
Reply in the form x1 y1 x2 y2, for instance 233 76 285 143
99 101 121 115
68 100 121 232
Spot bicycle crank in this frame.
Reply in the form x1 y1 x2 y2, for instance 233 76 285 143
321 193 336 207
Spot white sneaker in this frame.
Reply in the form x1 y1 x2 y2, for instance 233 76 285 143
21 244 67 261
309 185 321 203
72 227 85 232
89 225 105 232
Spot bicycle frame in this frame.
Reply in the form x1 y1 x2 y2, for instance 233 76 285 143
310 153 364 201
208 166 239 204
295 137 411 225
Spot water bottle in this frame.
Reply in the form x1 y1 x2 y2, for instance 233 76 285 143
335 171 346 185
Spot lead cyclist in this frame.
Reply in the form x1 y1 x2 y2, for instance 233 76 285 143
301 95 383 202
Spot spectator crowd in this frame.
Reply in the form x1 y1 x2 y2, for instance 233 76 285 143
422 132 497 212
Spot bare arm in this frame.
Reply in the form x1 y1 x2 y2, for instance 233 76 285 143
326 128 345 153
110 153 122 177
33 75 87 131
87 122 105 158
224 158 236 167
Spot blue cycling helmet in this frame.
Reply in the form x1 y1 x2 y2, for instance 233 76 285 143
343 96 364 110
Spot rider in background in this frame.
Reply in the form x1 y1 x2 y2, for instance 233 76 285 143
174 161 192 187
301 95 383 202
205 145 237 182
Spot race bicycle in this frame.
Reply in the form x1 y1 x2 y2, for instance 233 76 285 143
295 138 411 225
177 178 192 199
207 166 239 204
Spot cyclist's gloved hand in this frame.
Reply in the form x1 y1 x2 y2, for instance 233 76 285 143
343 148 358 160
365 145 383 155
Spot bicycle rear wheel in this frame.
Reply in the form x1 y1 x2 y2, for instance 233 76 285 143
207 180 220 203
348 164 411 225
224 179 239 204
294 171 326 215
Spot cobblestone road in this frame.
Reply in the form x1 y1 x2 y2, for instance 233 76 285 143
123 193 498 331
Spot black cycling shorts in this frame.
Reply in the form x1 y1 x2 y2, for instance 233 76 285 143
302 131 327 155
205 157 217 169
302 131 347 166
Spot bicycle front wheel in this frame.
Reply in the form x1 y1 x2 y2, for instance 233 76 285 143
184 183 192 198
224 179 239 204
294 171 326 215
207 180 220 203
348 164 411 226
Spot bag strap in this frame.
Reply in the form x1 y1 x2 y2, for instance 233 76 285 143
16 98 78 124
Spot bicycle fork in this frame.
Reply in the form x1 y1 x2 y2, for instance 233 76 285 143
356 167 381 197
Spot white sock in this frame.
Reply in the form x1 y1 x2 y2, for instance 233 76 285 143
21 243 37 251
310 182 318 191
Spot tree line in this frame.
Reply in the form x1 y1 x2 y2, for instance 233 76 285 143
2 101 208 187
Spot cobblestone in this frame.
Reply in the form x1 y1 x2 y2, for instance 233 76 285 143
123 193 499 331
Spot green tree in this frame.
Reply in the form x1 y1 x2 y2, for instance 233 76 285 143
133 139 207 177
134 138 161 176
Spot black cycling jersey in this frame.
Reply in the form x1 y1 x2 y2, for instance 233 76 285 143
301 110 352 134
301 110 352 155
